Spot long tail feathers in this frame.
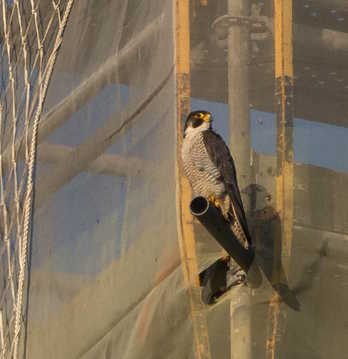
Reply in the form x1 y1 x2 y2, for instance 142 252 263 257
228 204 249 250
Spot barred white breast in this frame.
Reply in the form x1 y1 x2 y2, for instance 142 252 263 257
181 130 225 199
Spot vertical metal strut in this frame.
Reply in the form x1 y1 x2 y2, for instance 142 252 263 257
227 1 252 359
228 0 251 203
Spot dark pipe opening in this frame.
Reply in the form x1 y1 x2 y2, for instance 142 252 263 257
190 196 209 216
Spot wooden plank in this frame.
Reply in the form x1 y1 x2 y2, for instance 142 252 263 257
174 1 212 358
267 1 294 358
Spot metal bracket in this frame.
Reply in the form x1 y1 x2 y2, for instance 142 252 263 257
210 14 271 52
211 14 268 34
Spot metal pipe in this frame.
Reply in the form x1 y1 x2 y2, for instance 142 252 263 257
190 196 261 288
225 3 253 359
227 0 252 209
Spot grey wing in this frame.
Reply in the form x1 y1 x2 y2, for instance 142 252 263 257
202 130 252 245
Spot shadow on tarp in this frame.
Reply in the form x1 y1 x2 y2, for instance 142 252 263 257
249 184 329 312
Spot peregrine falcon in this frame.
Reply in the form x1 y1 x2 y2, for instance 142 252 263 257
181 110 252 252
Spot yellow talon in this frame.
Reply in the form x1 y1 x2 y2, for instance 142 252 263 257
208 194 216 203
208 194 221 209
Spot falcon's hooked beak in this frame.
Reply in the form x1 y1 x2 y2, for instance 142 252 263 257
195 112 211 122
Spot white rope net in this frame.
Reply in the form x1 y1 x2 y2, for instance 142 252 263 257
0 1 74 358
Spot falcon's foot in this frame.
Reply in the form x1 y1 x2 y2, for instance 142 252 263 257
207 194 223 210
226 263 247 288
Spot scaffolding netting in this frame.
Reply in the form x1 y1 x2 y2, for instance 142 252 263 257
0 1 74 358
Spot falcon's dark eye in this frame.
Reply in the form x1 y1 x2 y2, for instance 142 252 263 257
192 119 203 128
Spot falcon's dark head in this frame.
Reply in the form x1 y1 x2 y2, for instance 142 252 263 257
183 110 212 137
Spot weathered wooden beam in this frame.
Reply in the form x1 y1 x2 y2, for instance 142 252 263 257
266 1 294 358
175 0 212 358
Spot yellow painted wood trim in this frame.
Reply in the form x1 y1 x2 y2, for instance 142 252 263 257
176 0 190 75
267 1 294 358
274 0 294 267
174 1 212 358
274 0 293 78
